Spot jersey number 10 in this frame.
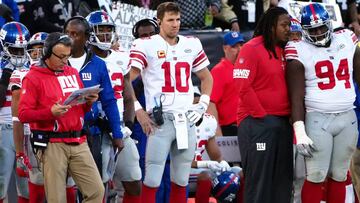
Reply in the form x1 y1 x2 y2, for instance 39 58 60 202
315 59 351 90
161 62 190 93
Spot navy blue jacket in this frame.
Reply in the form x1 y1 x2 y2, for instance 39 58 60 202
354 83 360 148
74 51 122 139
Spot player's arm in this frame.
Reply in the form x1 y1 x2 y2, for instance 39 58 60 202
206 103 223 136
285 59 305 123
353 46 360 85
205 136 222 162
123 72 135 128
130 67 155 135
194 68 213 97
11 87 24 154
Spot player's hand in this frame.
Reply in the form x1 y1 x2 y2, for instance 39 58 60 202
16 152 32 177
219 160 231 171
206 161 223 172
293 121 317 158
121 126 132 138
85 93 98 105
51 102 71 117
136 108 156 135
186 95 209 123
113 138 124 152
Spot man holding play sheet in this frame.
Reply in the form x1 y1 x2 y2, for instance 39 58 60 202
18 32 104 203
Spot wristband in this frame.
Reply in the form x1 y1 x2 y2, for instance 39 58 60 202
293 121 305 131
197 161 208 168
12 117 20 122
134 100 143 111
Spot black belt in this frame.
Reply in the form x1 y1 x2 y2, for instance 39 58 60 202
31 130 82 138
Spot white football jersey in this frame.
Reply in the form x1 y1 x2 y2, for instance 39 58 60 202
102 49 130 115
129 34 210 113
285 29 358 113
194 113 217 161
0 69 12 124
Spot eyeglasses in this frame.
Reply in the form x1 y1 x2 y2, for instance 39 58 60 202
51 52 71 61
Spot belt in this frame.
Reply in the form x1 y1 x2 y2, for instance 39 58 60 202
32 130 82 138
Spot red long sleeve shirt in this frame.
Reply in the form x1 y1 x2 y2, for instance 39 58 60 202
234 36 290 124
19 65 91 143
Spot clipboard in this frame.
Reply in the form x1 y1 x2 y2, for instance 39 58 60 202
63 85 103 106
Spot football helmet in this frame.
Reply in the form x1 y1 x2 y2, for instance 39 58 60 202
301 3 332 46
211 171 240 202
0 22 30 67
86 10 116 50
27 32 48 64
290 18 302 33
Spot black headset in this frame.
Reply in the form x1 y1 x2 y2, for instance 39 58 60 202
132 18 160 39
42 34 72 60
63 16 92 36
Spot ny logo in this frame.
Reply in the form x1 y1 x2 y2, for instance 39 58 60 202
57 75 79 95
256 143 266 151
82 73 92 81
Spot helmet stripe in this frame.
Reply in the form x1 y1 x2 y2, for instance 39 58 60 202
14 23 24 44
214 174 238 198
309 4 318 21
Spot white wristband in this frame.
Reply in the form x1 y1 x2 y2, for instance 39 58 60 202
134 101 143 112
293 121 305 131
197 161 208 168
199 94 210 108
12 117 20 122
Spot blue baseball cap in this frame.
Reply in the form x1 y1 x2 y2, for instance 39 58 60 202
223 32 245 46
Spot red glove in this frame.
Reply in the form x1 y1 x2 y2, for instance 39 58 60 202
16 152 32 177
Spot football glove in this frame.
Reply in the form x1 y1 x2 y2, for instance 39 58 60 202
121 126 132 138
293 121 317 158
16 152 32 177
219 160 231 171
186 95 210 123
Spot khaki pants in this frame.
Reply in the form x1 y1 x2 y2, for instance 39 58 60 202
42 142 104 203
351 148 360 198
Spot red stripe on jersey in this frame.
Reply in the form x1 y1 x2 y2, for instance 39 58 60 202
3 101 11 107
193 51 206 66
309 4 318 21
286 54 298 58
352 33 358 44
129 51 148 67
130 58 145 68
285 49 297 55
193 57 207 68
9 77 21 85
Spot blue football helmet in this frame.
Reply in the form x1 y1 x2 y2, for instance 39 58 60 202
290 18 302 33
301 3 332 46
0 22 30 67
27 32 48 64
211 171 240 202
86 10 116 50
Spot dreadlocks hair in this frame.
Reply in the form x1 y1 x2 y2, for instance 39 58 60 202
253 6 289 59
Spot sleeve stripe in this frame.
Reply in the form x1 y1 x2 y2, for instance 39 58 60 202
285 49 297 55
130 58 145 68
193 57 208 68
286 54 298 58
351 33 358 44
129 52 148 67
193 50 207 66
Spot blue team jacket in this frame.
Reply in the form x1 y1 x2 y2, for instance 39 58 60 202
354 83 360 148
75 51 122 139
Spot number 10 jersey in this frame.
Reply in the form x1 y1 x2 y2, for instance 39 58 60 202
285 29 358 113
129 34 210 113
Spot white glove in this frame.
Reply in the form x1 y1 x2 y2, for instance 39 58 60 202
197 160 223 172
219 160 231 171
186 95 210 123
121 126 132 138
293 121 317 158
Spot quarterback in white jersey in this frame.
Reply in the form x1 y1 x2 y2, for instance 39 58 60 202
128 2 213 203
285 3 360 203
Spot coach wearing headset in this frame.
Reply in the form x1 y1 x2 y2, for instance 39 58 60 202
63 16 124 185
18 32 104 203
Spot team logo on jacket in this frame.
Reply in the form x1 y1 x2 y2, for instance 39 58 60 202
82 73 92 81
57 75 80 95
157 50 166 58
233 69 250 79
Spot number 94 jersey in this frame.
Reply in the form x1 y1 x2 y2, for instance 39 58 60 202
129 34 210 113
285 29 358 113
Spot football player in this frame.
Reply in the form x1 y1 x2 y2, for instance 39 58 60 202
285 3 360 203
128 2 213 203
86 10 142 203
26 32 48 65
